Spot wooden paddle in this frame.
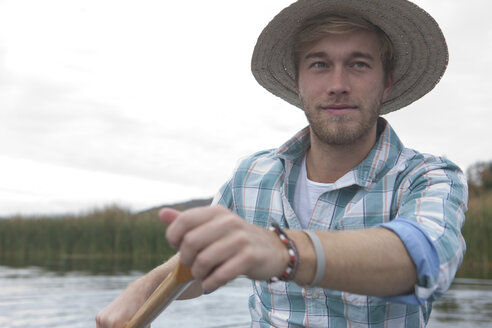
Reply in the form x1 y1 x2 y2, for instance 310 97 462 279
124 262 194 328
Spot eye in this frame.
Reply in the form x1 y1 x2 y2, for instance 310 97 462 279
310 61 327 69
352 61 370 69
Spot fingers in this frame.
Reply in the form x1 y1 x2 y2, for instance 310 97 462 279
159 207 181 225
199 227 290 291
161 205 288 292
197 226 283 291
164 206 253 287
164 206 228 250
190 228 248 280
199 238 255 292
178 209 242 267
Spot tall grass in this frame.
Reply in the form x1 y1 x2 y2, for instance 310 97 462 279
457 191 492 279
1 193 491 278
0 206 175 272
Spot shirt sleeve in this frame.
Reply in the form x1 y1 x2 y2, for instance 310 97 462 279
211 179 234 209
381 218 439 305
381 157 468 305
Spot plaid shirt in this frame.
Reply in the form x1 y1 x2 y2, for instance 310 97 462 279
212 119 467 327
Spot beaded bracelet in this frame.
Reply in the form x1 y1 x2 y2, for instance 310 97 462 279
268 222 300 282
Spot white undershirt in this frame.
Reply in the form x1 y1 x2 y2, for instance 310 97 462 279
292 155 334 228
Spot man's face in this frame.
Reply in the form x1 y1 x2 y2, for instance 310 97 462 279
297 29 393 146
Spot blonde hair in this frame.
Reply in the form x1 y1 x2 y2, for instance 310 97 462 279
293 14 395 79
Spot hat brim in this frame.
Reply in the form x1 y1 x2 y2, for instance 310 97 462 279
251 0 448 115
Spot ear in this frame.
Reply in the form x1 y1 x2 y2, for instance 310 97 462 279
382 73 394 101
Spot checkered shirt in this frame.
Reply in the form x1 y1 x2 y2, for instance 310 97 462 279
212 119 467 327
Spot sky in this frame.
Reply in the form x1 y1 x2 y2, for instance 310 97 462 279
0 0 490 216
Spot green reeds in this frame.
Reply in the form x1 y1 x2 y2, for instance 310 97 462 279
0 193 491 278
0 206 175 273
457 191 492 279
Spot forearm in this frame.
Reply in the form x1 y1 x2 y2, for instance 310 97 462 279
137 254 203 300
96 255 178 327
96 254 202 327
137 255 180 297
289 228 417 296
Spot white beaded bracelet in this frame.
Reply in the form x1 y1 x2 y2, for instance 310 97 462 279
303 230 325 287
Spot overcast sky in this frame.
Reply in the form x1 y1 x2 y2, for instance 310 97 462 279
0 0 490 216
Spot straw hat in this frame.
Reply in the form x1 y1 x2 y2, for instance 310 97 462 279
251 0 448 115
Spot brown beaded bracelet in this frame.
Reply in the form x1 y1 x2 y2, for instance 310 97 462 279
268 222 300 282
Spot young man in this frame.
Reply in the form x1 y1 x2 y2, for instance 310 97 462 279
97 0 467 327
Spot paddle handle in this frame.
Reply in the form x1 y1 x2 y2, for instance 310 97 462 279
124 262 194 328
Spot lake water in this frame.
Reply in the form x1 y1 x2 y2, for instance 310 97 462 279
0 265 491 327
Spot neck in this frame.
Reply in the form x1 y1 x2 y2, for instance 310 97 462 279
306 124 378 184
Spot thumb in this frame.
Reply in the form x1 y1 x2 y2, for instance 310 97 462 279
159 208 181 226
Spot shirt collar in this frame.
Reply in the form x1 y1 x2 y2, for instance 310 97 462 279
275 118 405 188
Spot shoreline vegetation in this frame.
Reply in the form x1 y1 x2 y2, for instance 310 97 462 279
0 199 211 274
0 189 491 279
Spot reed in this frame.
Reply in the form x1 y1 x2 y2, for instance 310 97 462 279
457 191 492 279
0 206 175 272
0 193 491 278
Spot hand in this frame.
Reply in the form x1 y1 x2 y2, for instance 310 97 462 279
95 256 181 328
160 205 289 292
95 277 150 328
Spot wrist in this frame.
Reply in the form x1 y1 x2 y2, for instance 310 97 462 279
268 229 290 279
267 226 326 287
288 230 318 286
302 230 326 287
268 222 300 282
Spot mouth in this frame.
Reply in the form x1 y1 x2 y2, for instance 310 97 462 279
320 104 358 114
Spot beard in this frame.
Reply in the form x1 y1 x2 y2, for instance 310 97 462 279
303 98 381 146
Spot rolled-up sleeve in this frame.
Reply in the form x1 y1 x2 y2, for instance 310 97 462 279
382 158 468 304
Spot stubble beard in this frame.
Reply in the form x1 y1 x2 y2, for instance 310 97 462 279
303 99 381 146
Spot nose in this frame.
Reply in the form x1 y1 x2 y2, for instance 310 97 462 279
325 67 350 97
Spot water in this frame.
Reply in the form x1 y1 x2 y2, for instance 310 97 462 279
0 265 490 327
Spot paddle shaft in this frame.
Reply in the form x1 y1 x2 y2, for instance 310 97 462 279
124 262 194 328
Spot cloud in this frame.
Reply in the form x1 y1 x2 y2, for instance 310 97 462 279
0 0 489 215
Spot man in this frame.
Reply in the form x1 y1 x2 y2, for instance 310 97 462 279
97 0 467 326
